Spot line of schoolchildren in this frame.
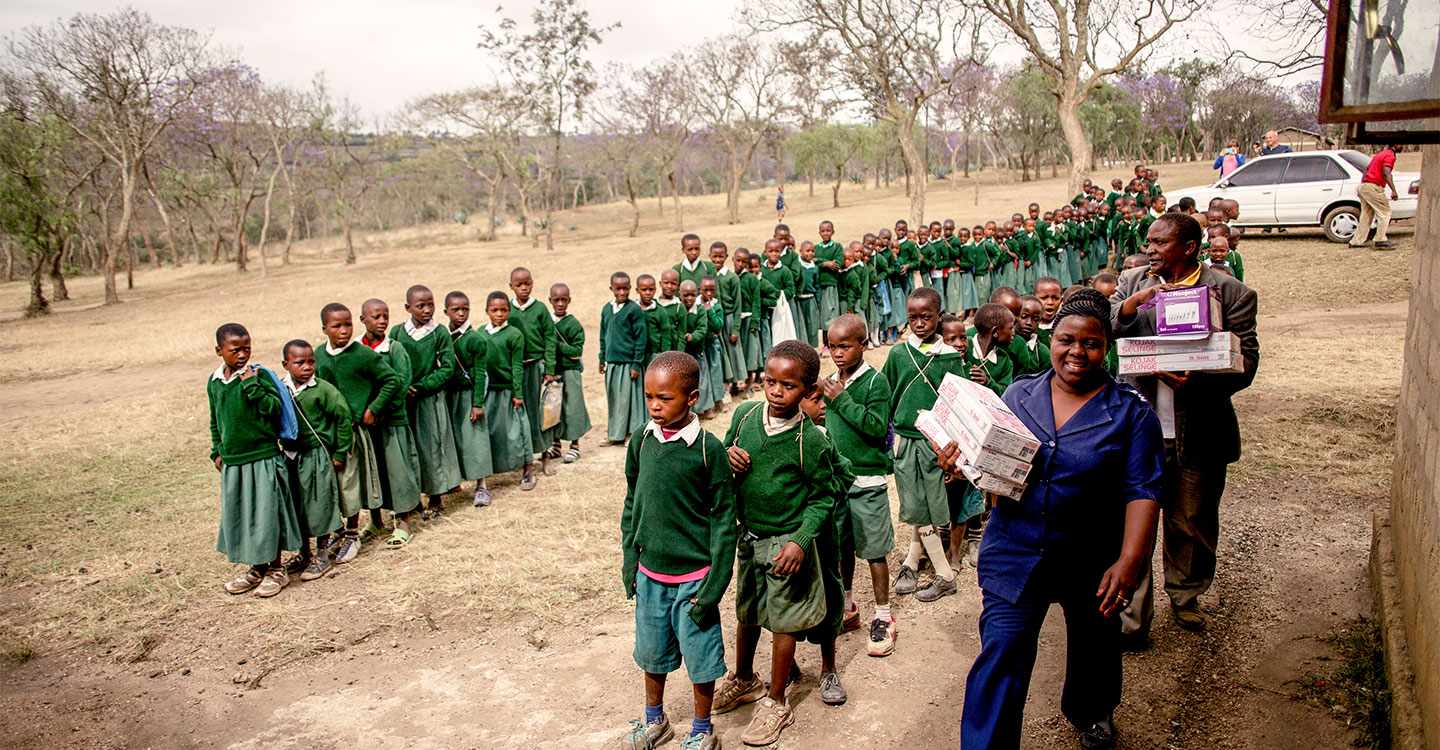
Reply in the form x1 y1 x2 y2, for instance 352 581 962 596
207 268 594 598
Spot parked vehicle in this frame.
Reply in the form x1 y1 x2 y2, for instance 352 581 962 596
1166 150 1421 243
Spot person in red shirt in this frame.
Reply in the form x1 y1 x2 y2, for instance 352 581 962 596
1351 145 1403 249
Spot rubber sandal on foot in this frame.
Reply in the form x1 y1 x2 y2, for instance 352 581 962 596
384 529 412 549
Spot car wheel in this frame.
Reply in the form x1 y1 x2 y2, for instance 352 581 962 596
1323 206 1360 243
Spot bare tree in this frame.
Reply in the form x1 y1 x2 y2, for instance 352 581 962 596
310 77 386 264
1215 0 1325 74
257 84 309 265
973 0 1201 193
605 58 697 231
691 35 790 225
8 9 212 303
745 0 981 225
479 0 616 251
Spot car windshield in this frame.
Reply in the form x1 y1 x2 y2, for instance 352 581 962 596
1339 151 1372 172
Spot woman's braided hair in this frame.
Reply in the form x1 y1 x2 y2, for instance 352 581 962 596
1053 287 1113 344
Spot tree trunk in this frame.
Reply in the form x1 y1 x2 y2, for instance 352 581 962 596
1 239 12 282
657 172 665 216
481 176 502 242
1057 95 1092 196
103 166 141 305
832 166 842 208
894 116 927 227
147 181 182 269
26 247 49 317
626 175 641 238
339 208 356 264
545 130 558 252
808 169 815 198
726 149 743 225
256 163 280 277
668 170 684 231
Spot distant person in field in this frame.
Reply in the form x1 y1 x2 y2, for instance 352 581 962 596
1257 130 1292 156
209 323 302 598
442 291 494 508
599 272 647 447
619 352 735 750
1349 144 1403 250
1213 139 1246 178
547 283 592 462
775 185 787 220
279 339 352 582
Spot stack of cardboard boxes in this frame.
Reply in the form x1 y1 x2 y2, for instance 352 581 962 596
915 373 1039 500
1117 286 1243 376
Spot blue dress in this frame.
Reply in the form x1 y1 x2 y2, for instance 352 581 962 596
960 370 1164 749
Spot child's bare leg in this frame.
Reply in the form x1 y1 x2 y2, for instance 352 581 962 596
869 559 891 606
644 671 666 711
369 509 385 528
693 680 715 720
948 524 965 568
735 622 762 681
396 510 411 534
821 638 837 674
768 634 798 701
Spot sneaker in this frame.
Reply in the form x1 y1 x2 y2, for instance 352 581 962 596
915 575 958 603
712 671 765 715
254 569 289 598
473 487 492 507
894 564 918 595
868 617 897 657
740 697 793 746
1173 602 1209 631
819 671 847 705
520 471 537 491
1374 240 1396 249
965 538 981 569
223 567 265 595
333 535 360 564
281 554 308 576
841 604 860 633
300 553 333 581
619 714 673 749
1078 715 1117 750
678 730 719 750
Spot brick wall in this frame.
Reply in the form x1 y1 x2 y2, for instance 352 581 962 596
1390 143 1438 747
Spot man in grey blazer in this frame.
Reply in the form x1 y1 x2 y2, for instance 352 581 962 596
1111 212 1260 644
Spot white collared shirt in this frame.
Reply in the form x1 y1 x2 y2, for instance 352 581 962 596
610 300 626 314
551 311 569 324
211 364 243 384
641 301 657 311
764 405 803 436
512 297 536 311
970 335 998 364
681 258 700 272
657 296 681 307
829 362 874 390
907 334 958 356
485 322 508 334
404 318 439 342
325 340 355 356
717 266 732 277
644 416 701 446
451 320 472 336
1038 321 1054 331
1025 334 1039 352
281 372 315 395
799 259 816 269
366 335 392 353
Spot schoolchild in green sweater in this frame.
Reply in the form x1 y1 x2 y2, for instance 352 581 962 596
796 242 821 348
657 269 687 354
821 314 898 655
1012 295 1053 377
758 241 793 357
636 274 668 368
679 280 715 417
442 292 494 508
280 340 352 581
600 272 648 446
673 233 717 287
548 283 592 463
391 285 461 521
965 302 1016 398
839 244 864 322
713 341 847 746
882 288 967 604
357 300 423 552
813 221 844 336
969 224 996 306
736 250 774 390
315 303 400 554
939 315 988 566
712 242 746 395
479 291 535 490
619 352 736 750
508 268 558 477
1033 276 1064 349
209 324 302 599
699 277 729 413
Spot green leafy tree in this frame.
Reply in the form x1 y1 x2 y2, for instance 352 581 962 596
786 123 877 207
0 83 81 316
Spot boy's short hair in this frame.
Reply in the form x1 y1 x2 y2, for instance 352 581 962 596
215 323 249 345
1019 294 1041 305
282 339 313 360
775 223 790 234
486 290 509 307
549 283 570 297
636 273 656 284
1061 284 1087 302
648 351 700 394
445 290 468 305
828 313 867 342
320 302 349 323
406 284 432 303
681 233 700 245
939 312 963 330
1177 196 1196 212
766 340 820 386
510 266 530 280
908 286 942 311
1094 272 1119 285
974 303 1011 334
989 286 1019 303
709 241 727 252
1034 276 1061 290
700 274 717 286
1154 213 1203 253
610 271 631 286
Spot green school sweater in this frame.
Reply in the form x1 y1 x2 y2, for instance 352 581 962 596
599 300 647 365
479 323 525 394
1226 251 1245 282
1037 323 1053 349
870 248 892 281
964 334 1014 397
682 304 710 357
779 247 803 280
642 303 670 357
389 321 458 399
657 297 686 352
621 424 738 622
797 261 820 297
510 299 558 375
315 342 401 424
821 366 893 476
289 378 354 462
673 259 717 287
1106 190 1123 206
704 301 725 340
923 240 948 273
947 236 970 272
724 402 837 550
813 240 844 288
896 239 921 276
760 262 795 302
207 368 283 464
840 265 865 311
1008 334 1052 377
448 326 490 403
370 339 413 426
881 340 967 438
738 271 778 322
553 313 585 372
716 268 742 317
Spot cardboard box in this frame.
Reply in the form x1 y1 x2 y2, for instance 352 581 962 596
1116 331 1239 357
932 400 1033 482
1117 334 1244 375
1155 285 1222 336
936 374 1041 461
914 410 955 449
960 462 1027 500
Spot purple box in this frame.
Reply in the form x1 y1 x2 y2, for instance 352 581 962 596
1155 285 1222 336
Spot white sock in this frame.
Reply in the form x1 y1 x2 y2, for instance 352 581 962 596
874 603 892 623
844 590 855 611
918 526 955 581
902 530 924 570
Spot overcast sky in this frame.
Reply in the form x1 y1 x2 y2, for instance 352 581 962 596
0 0 746 121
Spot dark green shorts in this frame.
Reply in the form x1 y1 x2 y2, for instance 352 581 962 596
735 533 826 635
839 483 894 561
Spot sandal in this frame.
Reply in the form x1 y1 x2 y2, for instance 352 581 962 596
562 447 581 464
544 442 563 460
224 567 265 595
254 569 289 598
384 529 412 549
358 522 384 541
473 487 492 507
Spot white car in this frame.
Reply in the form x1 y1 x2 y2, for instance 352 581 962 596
1167 150 1421 243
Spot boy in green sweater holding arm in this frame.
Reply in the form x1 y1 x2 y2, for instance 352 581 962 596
442 291 494 507
821 314 898 656
549 283 592 463
390 285 460 521
673 233 717 287
600 272 648 447
619 352 736 750
714 341 847 746
280 339 353 582
508 268 558 478
209 323 303 598
478 291 534 490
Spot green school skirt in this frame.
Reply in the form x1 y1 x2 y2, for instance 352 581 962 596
720 314 744 384
339 425 383 517
818 286 840 331
521 359 552 454
837 483 895 561
736 533 831 641
695 353 715 414
378 423 422 514
888 282 907 329
798 295 819 347
604 363 646 442
408 391 460 496
705 338 726 404
485 388 532 474
448 388 493 481
743 319 762 373
290 446 344 538
557 369 593 441
894 435 949 528
973 273 993 309
216 454 303 566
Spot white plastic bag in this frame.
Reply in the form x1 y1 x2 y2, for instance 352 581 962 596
770 291 799 345
540 380 563 431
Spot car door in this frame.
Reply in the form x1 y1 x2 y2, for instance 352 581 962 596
1272 155 1349 224
1217 157 1287 224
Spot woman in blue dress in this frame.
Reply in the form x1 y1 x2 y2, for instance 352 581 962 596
939 288 1165 750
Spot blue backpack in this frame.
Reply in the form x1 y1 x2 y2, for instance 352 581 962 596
254 365 299 442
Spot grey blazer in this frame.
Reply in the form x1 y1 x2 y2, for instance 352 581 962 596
1111 264 1260 466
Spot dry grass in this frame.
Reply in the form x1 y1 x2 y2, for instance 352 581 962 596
0 157 1417 663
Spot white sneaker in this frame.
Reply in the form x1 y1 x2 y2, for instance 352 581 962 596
334 535 360 564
